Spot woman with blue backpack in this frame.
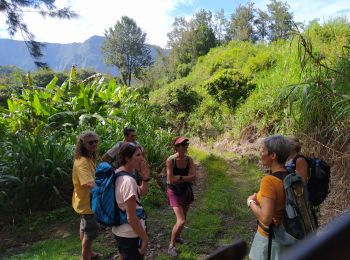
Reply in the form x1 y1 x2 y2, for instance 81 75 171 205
112 142 150 260
166 137 196 257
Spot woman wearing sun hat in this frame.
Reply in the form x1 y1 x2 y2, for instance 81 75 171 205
166 136 196 257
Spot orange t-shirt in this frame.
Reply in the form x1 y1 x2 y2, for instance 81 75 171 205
257 174 285 237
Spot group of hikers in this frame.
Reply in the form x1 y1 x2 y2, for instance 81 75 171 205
72 128 326 260
72 127 195 259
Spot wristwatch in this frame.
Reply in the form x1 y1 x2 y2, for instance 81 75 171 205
247 199 256 207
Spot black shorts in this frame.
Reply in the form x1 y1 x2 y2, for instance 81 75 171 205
80 214 99 240
115 236 144 260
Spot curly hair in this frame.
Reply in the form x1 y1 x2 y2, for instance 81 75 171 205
74 130 99 160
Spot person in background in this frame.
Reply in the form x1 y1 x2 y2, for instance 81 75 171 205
286 136 308 185
247 135 292 260
112 142 150 260
166 137 196 257
102 127 142 168
286 136 319 226
72 130 102 260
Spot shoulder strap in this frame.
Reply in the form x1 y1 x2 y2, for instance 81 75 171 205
114 171 143 206
270 171 289 182
172 158 176 171
186 156 190 170
268 224 273 260
115 170 130 178
257 220 274 260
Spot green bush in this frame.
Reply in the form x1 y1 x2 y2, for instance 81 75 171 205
203 69 255 110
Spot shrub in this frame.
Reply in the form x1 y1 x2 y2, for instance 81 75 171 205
203 69 255 110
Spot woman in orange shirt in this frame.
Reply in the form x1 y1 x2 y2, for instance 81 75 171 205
247 135 293 260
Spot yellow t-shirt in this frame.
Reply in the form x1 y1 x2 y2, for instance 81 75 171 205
257 174 285 237
72 157 96 214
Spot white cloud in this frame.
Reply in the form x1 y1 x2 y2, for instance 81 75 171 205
0 0 189 47
254 0 350 24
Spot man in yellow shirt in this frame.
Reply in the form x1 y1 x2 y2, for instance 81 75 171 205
72 130 102 260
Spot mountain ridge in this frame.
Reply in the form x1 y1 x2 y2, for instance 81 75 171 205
0 35 163 74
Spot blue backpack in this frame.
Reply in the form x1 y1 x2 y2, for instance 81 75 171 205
91 162 128 226
286 155 331 206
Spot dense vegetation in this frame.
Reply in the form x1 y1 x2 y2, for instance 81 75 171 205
147 18 350 221
0 68 174 224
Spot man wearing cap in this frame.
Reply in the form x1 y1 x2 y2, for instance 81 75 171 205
166 136 196 257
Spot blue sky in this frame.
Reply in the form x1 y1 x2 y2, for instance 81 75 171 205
0 0 349 48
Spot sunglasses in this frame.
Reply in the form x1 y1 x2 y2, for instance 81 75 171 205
87 140 99 145
180 142 189 147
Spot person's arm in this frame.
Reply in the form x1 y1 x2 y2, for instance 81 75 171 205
102 142 121 163
125 195 148 255
77 158 95 188
296 157 308 185
101 152 112 163
82 181 95 188
139 160 150 196
183 157 196 183
249 195 275 226
166 158 182 184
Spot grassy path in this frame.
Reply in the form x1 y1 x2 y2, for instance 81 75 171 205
147 148 261 259
2 148 262 259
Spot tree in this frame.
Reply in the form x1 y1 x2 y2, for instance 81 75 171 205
228 1 256 42
167 9 216 68
267 0 294 41
0 0 77 67
255 9 270 42
102 16 152 86
192 23 216 58
213 9 229 45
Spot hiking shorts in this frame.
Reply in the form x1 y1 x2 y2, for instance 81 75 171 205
249 231 287 260
115 236 144 260
80 214 99 240
167 186 194 207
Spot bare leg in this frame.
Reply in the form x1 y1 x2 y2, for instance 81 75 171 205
175 204 190 240
169 206 186 247
183 204 190 220
81 234 92 260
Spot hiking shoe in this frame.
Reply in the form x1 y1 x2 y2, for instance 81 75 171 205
175 237 185 244
168 246 178 257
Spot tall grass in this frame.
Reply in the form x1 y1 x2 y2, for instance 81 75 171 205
0 133 74 224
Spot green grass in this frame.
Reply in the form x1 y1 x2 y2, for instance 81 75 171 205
4 236 80 260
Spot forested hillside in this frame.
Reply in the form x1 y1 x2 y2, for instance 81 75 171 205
147 19 350 222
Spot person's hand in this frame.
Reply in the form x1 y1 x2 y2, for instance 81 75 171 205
139 235 148 255
247 193 257 202
139 160 150 181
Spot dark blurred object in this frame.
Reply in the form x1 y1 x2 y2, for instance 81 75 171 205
282 210 350 260
205 240 247 260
